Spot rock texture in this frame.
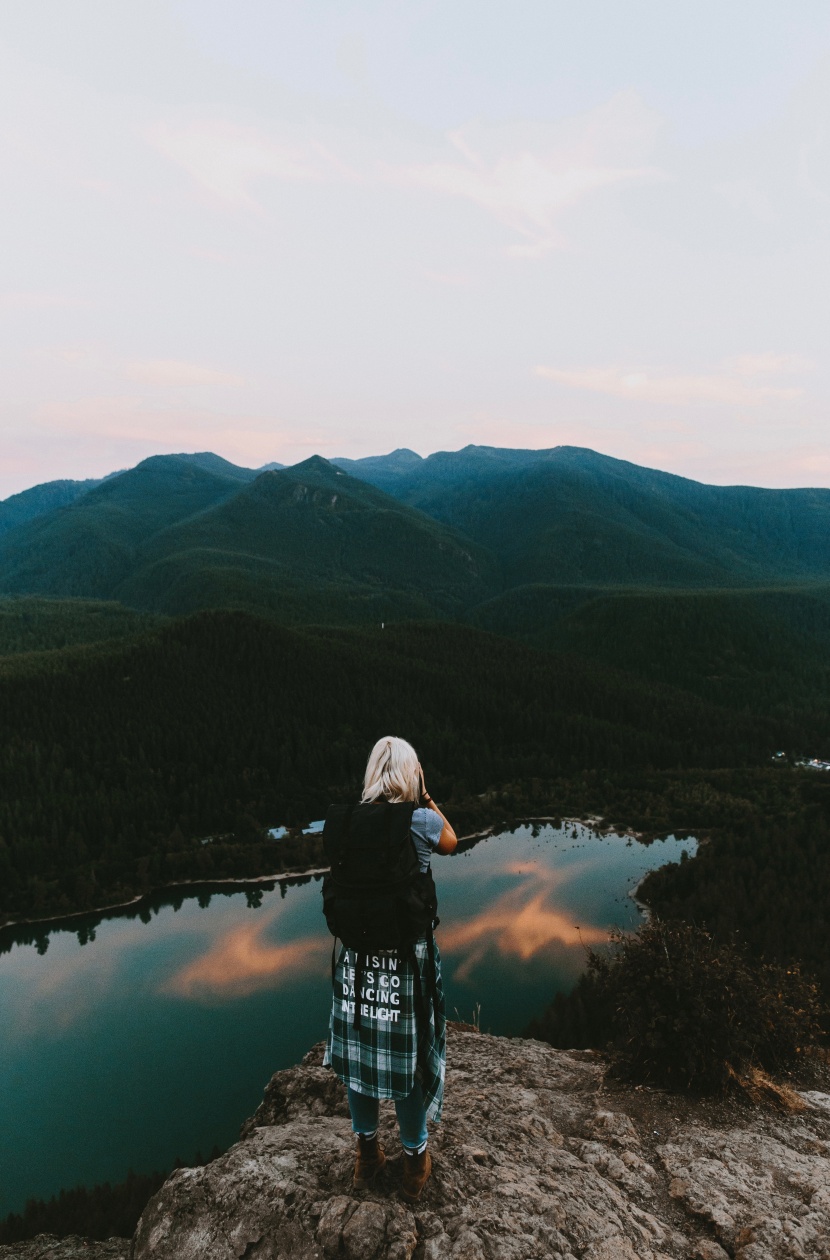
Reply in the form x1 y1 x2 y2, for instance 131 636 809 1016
128 1029 830 1260
0 1237 128 1259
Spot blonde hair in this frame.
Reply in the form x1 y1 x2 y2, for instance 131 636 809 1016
361 736 420 804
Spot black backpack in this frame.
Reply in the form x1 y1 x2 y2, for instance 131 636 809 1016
321 800 438 953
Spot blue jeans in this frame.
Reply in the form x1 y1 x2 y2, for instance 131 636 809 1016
348 1081 428 1152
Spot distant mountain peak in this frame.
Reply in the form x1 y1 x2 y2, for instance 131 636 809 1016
284 455 340 478
332 447 421 464
133 452 257 482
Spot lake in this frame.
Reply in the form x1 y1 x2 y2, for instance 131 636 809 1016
0 821 695 1216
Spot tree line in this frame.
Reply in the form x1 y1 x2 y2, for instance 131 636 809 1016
0 608 788 926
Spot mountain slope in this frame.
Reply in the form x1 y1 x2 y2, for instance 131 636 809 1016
0 455 256 598
347 444 830 588
165 452 259 483
0 477 104 538
470 582 830 735
113 456 496 618
0 597 162 655
330 447 424 493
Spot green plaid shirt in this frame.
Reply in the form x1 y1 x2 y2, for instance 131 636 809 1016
323 939 446 1123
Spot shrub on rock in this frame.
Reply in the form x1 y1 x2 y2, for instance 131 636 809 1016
532 919 828 1092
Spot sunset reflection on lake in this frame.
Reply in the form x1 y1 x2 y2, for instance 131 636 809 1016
163 912 325 1000
0 821 694 1217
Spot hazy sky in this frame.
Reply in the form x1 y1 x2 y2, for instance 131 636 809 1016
2 1 829 497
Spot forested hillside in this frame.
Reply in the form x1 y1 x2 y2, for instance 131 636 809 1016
0 455 494 621
2 446 830 618
469 583 830 739
340 444 830 587
113 456 495 618
0 476 103 537
0 597 162 655
641 787 830 991
0 608 790 926
0 455 258 598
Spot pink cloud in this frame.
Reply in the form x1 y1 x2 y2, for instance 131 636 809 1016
163 918 327 1000
146 118 326 210
389 92 665 256
124 359 246 387
535 363 805 406
0 291 87 311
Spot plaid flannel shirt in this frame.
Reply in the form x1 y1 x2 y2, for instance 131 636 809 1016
323 938 446 1123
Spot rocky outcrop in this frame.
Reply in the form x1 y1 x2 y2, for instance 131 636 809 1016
128 1029 830 1260
0 1236 129 1259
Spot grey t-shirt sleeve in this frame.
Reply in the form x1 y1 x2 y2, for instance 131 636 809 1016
410 806 444 871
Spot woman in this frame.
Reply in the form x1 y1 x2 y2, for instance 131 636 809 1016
322 736 457 1202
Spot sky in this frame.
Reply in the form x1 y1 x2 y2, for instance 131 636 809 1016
1 0 829 498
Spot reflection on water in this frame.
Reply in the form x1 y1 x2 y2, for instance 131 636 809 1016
0 821 695 1215
440 857 608 982
164 912 324 1000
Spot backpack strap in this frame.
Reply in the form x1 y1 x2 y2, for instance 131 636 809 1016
339 805 355 867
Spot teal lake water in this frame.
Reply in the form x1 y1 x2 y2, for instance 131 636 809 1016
0 822 695 1215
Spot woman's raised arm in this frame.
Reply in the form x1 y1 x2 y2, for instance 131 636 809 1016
418 764 457 854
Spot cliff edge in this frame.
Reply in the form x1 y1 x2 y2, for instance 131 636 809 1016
6 1028 830 1260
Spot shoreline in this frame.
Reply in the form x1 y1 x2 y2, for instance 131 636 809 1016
0 815 659 936
626 831 704 923
515 815 645 840
628 871 652 922
0 865 332 934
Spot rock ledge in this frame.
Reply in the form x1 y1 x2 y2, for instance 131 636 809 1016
129 1030 830 1260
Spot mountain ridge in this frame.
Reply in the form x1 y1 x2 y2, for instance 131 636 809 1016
1 446 828 624
0 456 495 620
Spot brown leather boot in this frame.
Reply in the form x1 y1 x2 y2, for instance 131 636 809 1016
353 1134 386 1189
401 1148 432 1202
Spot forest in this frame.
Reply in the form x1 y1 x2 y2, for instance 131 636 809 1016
0 605 792 928
0 1152 220 1246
